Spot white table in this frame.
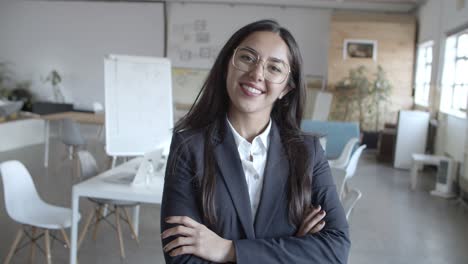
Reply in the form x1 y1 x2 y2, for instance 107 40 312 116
69 157 164 264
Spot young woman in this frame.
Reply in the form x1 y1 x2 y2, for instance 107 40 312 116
160 20 350 263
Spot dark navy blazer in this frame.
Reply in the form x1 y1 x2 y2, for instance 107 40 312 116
160 119 350 263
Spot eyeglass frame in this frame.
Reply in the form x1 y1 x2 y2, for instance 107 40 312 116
231 47 291 84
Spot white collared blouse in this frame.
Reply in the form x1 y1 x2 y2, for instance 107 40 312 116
226 117 271 220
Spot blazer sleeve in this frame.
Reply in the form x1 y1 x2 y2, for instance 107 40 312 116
233 137 351 263
160 132 212 264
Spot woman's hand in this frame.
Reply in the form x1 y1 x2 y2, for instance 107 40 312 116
162 216 236 263
296 205 326 237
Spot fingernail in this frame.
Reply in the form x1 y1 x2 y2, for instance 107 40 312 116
319 210 325 215
316 205 321 210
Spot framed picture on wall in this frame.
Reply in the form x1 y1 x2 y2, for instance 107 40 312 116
343 39 378 61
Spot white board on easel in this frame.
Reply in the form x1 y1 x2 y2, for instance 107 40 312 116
104 54 173 157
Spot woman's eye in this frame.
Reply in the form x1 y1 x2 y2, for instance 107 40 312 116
240 54 255 63
269 65 282 73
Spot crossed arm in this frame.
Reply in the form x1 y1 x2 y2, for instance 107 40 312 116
160 134 350 263
161 205 327 263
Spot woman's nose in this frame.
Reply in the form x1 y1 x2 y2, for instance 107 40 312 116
248 62 265 82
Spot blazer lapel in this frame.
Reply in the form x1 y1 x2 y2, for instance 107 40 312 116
214 120 255 239
254 121 289 237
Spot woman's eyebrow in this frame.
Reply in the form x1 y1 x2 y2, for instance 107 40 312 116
269 57 284 63
242 46 258 54
242 45 286 63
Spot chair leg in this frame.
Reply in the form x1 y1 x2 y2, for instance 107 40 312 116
60 229 71 249
68 146 74 160
106 155 113 170
123 208 140 244
30 226 37 264
72 147 81 181
343 182 350 199
78 211 95 249
97 125 104 140
3 228 24 264
92 205 103 241
44 230 52 264
61 229 79 264
115 206 126 259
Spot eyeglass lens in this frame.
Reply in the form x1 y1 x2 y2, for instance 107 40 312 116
233 48 289 83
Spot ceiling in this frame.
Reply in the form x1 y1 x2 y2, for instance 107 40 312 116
164 0 424 12
46 0 425 12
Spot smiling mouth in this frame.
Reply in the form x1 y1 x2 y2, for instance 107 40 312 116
240 84 265 95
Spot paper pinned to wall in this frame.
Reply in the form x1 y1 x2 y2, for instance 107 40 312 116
166 2 331 75
104 54 173 156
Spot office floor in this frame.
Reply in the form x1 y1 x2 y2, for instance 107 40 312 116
1 139 468 264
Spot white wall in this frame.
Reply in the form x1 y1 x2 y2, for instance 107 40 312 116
417 0 441 43
440 0 468 32
0 0 165 110
435 114 467 162
1 1 332 108
167 2 331 77
417 0 468 180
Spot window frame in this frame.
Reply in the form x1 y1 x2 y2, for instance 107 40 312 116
440 29 468 118
414 41 434 107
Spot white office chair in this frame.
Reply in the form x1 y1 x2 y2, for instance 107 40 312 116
76 150 139 259
0 160 80 264
341 187 362 220
331 144 367 200
59 118 86 180
61 118 85 159
328 137 359 169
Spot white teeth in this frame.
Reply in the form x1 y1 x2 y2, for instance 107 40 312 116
241 84 262 95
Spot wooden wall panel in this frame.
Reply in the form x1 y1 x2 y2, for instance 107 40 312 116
327 11 416 130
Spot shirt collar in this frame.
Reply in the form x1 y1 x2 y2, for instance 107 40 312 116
226 116 271 153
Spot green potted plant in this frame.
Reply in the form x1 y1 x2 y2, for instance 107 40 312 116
361 65 393 149
9 81 35 112
369 65 392 131
331 65 392 149
333 65 371 128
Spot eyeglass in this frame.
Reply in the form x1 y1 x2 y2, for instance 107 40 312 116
231 47 290 84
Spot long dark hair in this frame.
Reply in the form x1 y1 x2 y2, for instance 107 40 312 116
174 20 311 227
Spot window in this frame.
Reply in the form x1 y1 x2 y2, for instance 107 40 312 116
414 41 433 107
441 30 468 118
